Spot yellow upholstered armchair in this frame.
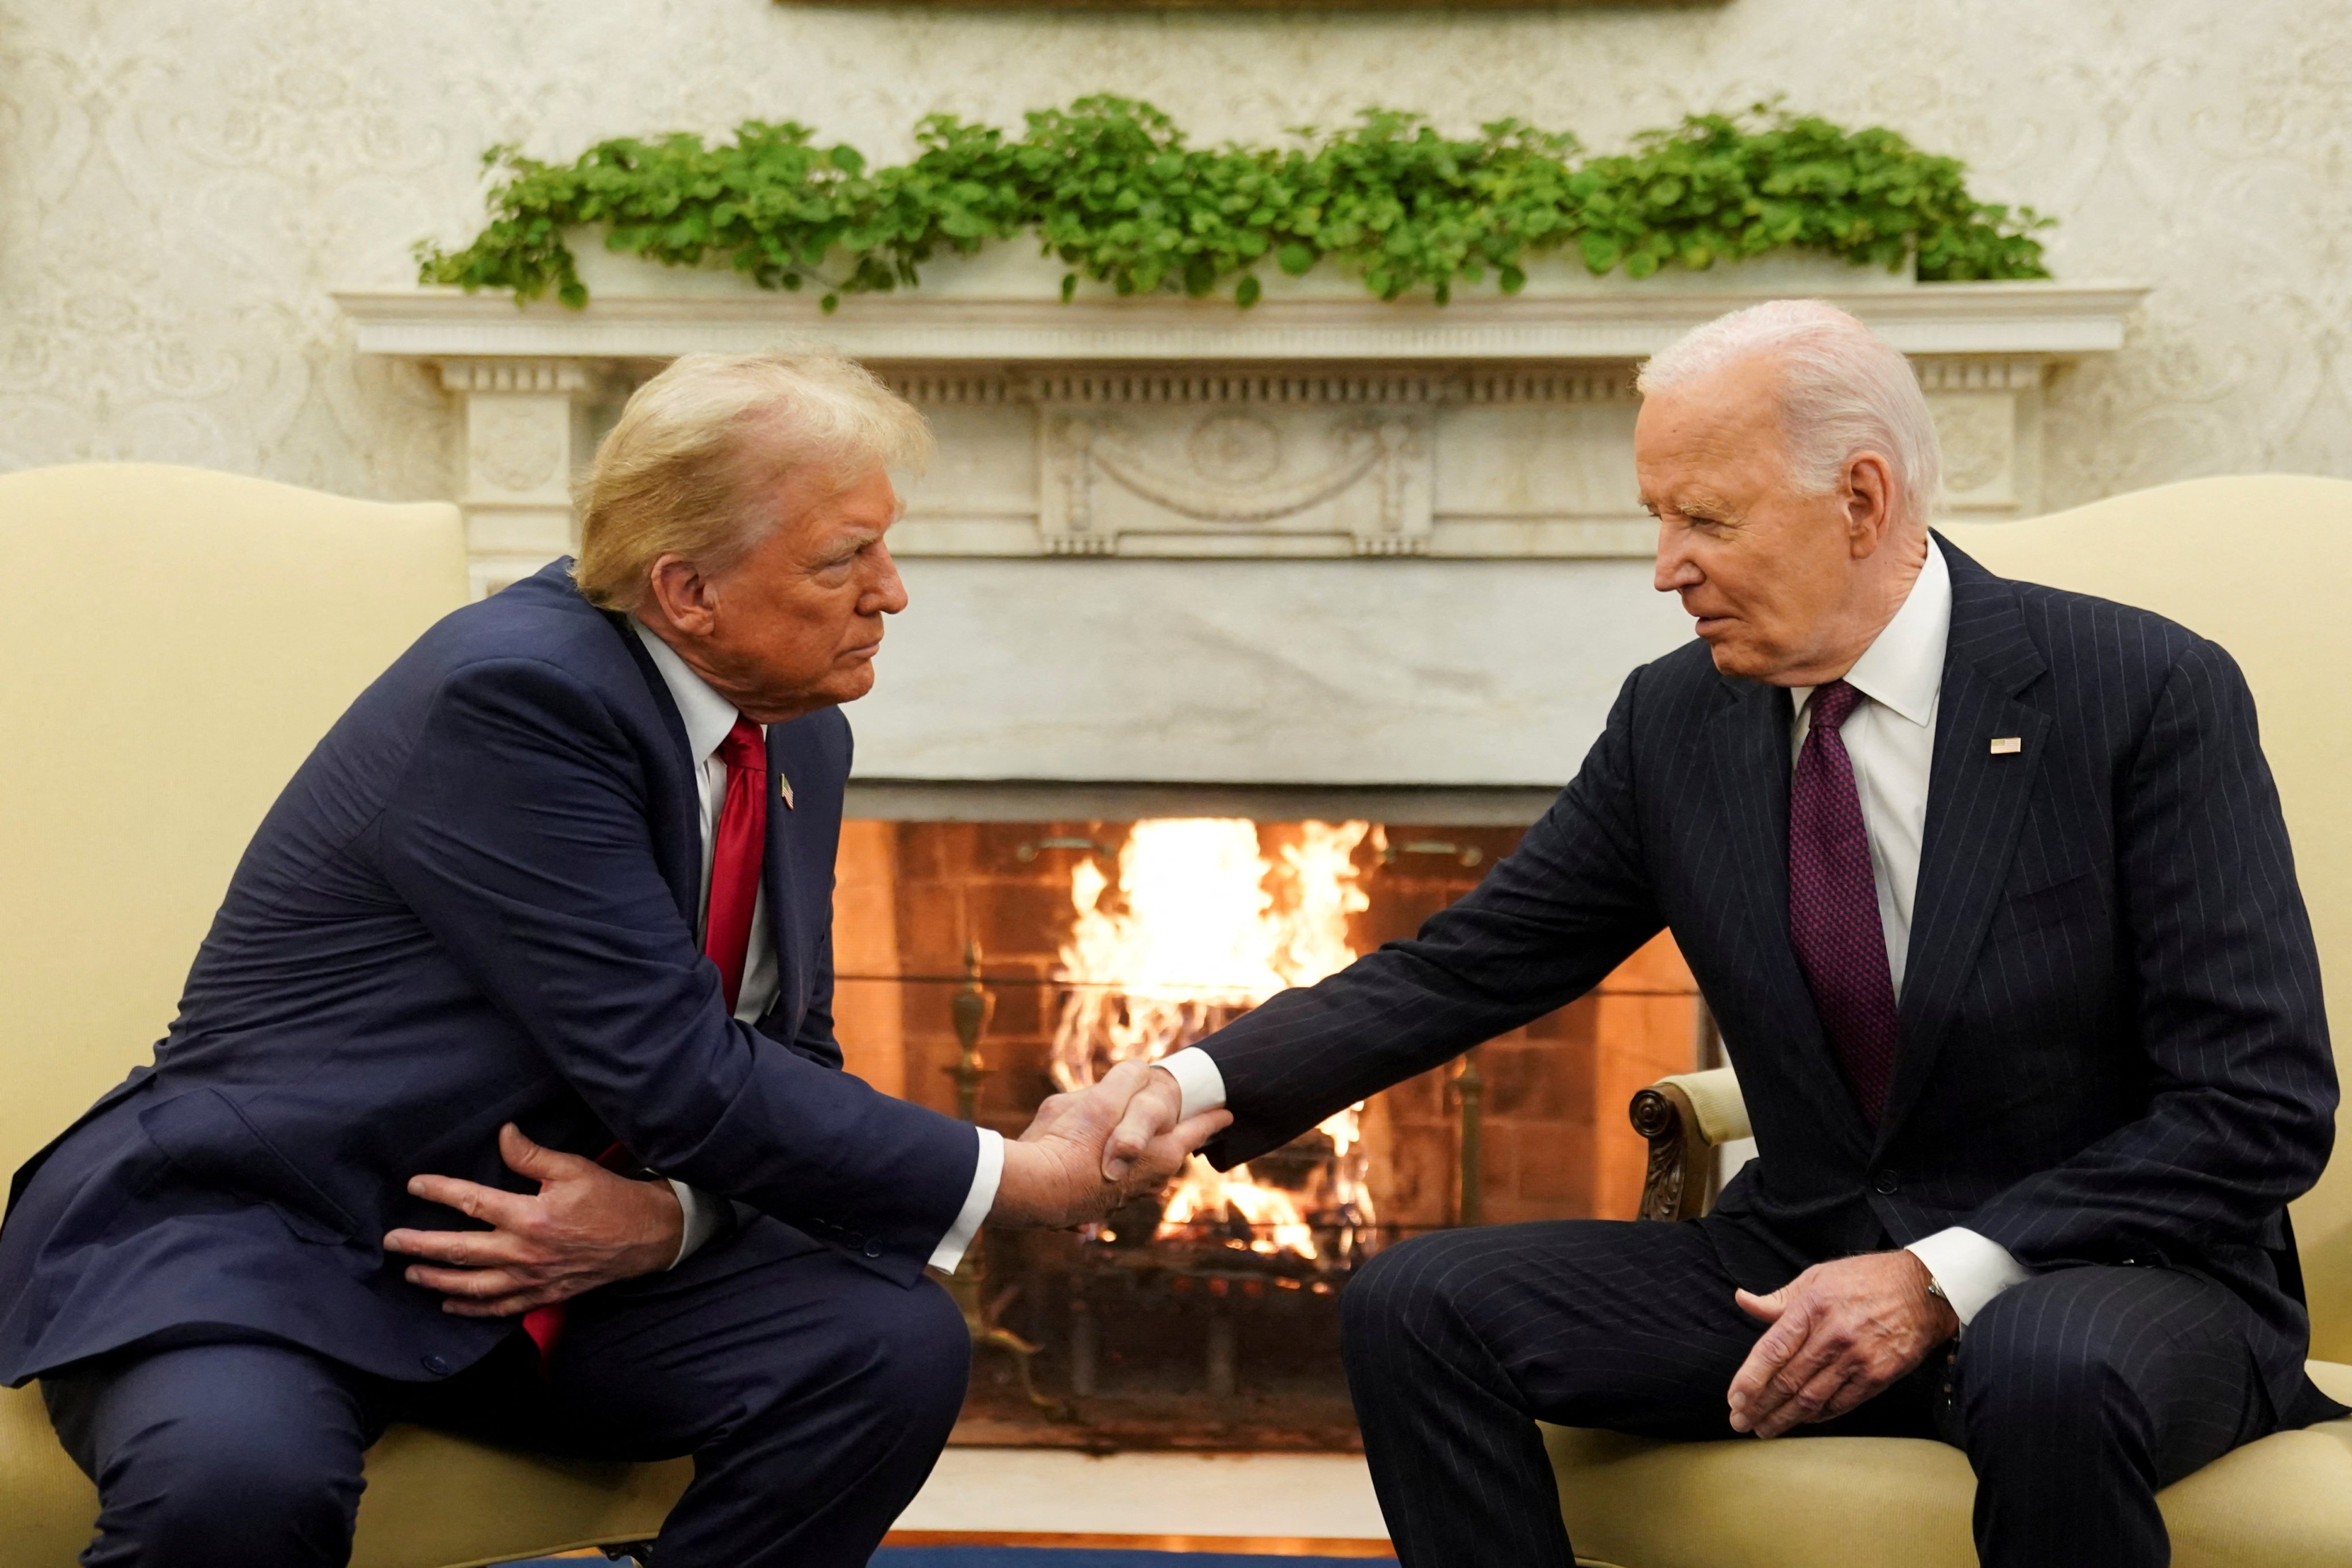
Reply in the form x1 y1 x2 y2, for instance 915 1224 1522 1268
0 466 689 1566
1552 476 2352 1568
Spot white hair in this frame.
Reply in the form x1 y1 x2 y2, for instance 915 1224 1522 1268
1636 299 1942 526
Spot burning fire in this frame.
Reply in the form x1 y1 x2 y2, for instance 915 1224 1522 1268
1160 1161 1321 1258
1051 819 1377 1260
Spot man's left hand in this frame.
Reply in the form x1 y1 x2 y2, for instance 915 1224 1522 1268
383 1123 685 1318
1726 1250 1959 1438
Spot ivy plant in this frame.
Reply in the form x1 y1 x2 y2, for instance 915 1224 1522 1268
418 98 2051 312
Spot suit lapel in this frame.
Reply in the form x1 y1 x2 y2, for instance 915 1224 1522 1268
1878 546 2051 1146
758 727 805 1030
607 611 706 926
1703 679 1876 1146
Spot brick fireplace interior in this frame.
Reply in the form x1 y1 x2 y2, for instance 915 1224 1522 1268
828 815 1701 1450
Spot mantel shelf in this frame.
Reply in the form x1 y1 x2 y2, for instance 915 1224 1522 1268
341 277 2147 592
337 280 2149 366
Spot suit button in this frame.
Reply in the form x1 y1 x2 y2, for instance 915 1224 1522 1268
864 1241 883 1258
1872 1171 1900 1195
422 1354 451 1376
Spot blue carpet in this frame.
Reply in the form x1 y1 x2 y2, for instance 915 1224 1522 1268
874 1554 1396 1567
493 1551 1382 1561
505 1554 1397 1567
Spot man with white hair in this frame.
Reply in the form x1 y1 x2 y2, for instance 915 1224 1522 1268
0 352 1225 1568
1102 300 2343 1565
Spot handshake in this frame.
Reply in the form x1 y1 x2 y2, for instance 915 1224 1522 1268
988 1059 1233 1229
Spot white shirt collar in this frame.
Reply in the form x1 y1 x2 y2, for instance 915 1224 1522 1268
629 619 743 763
1797 536 1951 728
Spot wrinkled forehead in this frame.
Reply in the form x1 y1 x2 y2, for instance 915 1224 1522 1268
1634 357 1789 505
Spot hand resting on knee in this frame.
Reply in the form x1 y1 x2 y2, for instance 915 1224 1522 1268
1727 1250 1960 1439
383 1123 686 1316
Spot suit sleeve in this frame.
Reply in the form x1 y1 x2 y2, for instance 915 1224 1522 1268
779 922 844 1071
1200 667 1667 1167
376 656 976 1285
1967 638 2338 1266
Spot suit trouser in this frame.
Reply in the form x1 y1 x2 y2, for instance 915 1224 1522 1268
1342 1219 2276 1568
38 1216 971 1568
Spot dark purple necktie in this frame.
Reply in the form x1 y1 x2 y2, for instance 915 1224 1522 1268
1788 679 1898 1122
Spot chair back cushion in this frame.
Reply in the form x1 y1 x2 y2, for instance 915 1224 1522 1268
1946 475 2352 1354
0 464 466 1179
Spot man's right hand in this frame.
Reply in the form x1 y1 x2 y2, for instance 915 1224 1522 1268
1103 1064 1187 1183
990 1060 1230 1228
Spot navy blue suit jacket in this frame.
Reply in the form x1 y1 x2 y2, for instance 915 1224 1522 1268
0 561 976 1387
1200 539 2341 1420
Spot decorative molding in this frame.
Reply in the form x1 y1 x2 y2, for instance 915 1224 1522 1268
1041 406 1431 556
439 357 615 595
437 357 613 396
338 281 2150 365
1914 358 2045 393
340 280 2144 578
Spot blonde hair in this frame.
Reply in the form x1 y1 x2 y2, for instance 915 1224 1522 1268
572 350 932 611
1637 299 1942 526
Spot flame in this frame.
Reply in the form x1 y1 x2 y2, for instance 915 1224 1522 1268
1160 1155 1321 1257
1051 819 1378 1258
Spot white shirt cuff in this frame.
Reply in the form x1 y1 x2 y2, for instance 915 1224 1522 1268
928 1126 1004 1275
667 1177 724 1269
1907 1226 2033 1328
1156 1047 1229 1119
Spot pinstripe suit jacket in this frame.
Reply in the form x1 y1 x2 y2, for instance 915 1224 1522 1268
1201 537 2341 1420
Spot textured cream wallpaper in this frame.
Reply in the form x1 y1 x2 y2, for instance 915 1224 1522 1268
1 0 2347 507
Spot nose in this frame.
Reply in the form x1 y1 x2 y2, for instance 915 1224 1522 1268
1653 523 1701 596
867 540 910 616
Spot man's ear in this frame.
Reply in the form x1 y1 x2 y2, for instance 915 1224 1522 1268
1841 451 1897 558
644 553 719 637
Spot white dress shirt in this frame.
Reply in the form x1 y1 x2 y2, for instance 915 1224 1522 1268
631 621 1001 1274
1157 539 2029 1326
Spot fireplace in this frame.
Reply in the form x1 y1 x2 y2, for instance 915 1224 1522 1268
829 803 1702 1450
332 262 2111 1453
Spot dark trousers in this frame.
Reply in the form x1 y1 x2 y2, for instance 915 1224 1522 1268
1342 1219 2276 1568
39 1218 971 1568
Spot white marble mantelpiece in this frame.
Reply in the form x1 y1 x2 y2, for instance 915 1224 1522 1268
340 264 2144 786
339 261 2145 593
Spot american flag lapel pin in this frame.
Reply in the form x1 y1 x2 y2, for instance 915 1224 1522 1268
778 772 795 809
1990 736 2022 755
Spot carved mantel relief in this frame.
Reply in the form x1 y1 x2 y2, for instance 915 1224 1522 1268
1036 376 1434 557
438 358 613 597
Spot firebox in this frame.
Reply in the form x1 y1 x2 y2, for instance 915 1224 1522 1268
828 801 1702 1452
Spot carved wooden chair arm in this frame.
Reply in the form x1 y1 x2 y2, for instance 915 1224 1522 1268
1627 1067 1749 1222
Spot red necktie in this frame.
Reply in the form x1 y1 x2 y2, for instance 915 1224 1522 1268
519 715 767 1366
704 716 768 1015
1787 679 1899 1121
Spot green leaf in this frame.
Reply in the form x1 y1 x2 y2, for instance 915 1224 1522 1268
422 98 2053 308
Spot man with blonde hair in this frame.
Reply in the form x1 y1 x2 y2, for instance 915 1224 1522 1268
1100 300 2342 1565
0 351 1224 1568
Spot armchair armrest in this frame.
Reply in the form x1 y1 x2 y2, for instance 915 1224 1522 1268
1627 1067 1748 1222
